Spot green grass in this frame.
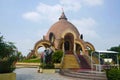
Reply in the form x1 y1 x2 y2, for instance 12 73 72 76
20 58 40 63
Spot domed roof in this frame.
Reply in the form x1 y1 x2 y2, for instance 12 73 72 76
45 12 80 40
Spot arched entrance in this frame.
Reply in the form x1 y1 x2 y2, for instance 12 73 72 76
64 41 70 51
33 40 52 56
64 33 74 53
76 43 83 55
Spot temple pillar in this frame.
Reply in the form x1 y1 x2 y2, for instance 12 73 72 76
74 43 76 54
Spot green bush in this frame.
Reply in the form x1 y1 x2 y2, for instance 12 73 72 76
40 50 63 69
52 50 63 63
0 35 17 73
106 68 120 80
0 58 16 73
40 63 54 69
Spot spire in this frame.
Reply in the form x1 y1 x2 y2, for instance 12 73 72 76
59 8 67 20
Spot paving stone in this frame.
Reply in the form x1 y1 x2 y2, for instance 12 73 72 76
14 68 74 80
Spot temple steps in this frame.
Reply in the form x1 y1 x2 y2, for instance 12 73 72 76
62 54 80 68
60 69 107 80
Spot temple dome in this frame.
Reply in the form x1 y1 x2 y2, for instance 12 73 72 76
45 12 80 40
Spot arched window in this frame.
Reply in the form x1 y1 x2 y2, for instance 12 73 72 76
49 32 55 43
80 34 83 40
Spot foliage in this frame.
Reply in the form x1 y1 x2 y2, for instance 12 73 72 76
88 50 93 56
40 50 63 69
0 35 17 73
52 50 63 63
108 45 120 64
108 45 120 55
40 63 54 69
16 51 25 61
39 48 54 69
106 68 120 80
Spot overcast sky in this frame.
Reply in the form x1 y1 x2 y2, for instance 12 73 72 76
0 0 120 56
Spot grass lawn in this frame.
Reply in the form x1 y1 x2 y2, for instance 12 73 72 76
20 58 40 63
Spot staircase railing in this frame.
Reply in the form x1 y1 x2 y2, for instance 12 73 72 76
83 54 93 68
92 52 103 64
74 51 81 66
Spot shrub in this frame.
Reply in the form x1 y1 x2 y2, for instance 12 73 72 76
40 63 54 69
52 50 63 63
106 68 120 80
0 35 17 73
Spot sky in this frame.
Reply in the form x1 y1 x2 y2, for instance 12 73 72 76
0 0 120 56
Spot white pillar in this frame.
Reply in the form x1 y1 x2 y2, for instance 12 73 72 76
99 52 101 72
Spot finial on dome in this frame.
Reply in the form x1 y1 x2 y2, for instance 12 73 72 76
59 8 67 20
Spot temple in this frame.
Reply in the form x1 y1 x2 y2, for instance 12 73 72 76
28 11 95 69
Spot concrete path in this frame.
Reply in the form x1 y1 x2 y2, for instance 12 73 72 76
14 68 75 80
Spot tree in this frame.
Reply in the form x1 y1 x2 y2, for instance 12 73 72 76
108 45 120 55
16 51 24 61
0 35 18 73
108 45 120 64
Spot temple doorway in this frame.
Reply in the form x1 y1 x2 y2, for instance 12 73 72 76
64 33 74 53
64 41 70 51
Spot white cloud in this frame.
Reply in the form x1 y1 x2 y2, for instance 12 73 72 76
83 0 103 6
22 3 62 23
36 3 61 13
22 0 104 22
60 0 82 11
36 3 61 22
22 12 40 22
22 0 81 22
72 18 99 39
72 18 96 29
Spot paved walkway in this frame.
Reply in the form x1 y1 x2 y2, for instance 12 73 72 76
14 68 75 80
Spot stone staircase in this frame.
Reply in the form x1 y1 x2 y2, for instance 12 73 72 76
62 54 80 68
60 69 107 80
